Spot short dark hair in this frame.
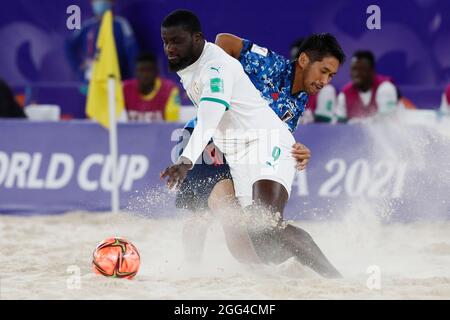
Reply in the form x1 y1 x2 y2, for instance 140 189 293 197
161 9 202 34
136 52 157 64
352 50 375 69
297 33 345 65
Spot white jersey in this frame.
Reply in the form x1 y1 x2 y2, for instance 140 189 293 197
177 42 291 154
177 41 296 206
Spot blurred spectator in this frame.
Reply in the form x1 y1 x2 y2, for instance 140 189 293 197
335 50 399 122
397 90 416 111
291 38 337 124
0 79 26 118
123 53 180 122
440 84 450 115
305 85 337 123
65 0 138 82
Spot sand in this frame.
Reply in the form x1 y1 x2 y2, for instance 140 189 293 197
1 209 450 300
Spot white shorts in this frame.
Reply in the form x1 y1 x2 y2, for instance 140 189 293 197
224 127 297 208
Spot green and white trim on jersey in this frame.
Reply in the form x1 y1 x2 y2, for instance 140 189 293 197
199 97 230 110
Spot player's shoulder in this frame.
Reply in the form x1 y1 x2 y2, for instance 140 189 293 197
241 39 269 57
200 43 240 72
207 42 239 64
240 39 288 65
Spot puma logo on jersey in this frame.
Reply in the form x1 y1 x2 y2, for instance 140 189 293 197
210 66 221 73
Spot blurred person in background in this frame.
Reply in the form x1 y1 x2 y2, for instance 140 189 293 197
0 79 26 118
65 0 138 82
290 38 337 124
335 50 400 122
440 84 450 115
123 53 180 122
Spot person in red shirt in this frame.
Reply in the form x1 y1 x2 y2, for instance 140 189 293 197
440 84 450 115
335 50 399 122
123 53 180 122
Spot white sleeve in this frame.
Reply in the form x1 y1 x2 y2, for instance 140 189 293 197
197 60 233 104
180 60 233 167
440 93 449 114
376 81 398 115
315 84 336 120
335 92 347 121
180 102 226 167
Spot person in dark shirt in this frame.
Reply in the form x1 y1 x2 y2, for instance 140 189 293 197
65 0 138 81
0 79 26 118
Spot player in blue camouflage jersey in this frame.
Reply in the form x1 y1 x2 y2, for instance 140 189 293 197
238 38 309 132
175 35 321 214
176 32 344 276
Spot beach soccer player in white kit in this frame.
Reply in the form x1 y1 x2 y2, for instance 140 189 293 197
160 10 341 278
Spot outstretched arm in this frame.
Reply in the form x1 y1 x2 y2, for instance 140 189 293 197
215 33 244 59
161 61 233 189
160 102 226 189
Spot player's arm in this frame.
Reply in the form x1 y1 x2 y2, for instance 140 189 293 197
160 103 226 189
215 33 244 59
179 60 234 168
161 62 233 189
291 142 311 171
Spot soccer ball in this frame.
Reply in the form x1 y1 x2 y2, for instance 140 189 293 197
92 237 140 279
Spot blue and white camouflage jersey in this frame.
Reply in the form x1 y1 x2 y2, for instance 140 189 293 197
184 117 197 129
238 39 308 132
184 39 308 132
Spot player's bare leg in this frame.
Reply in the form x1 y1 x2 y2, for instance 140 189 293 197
249 179 342 278
208 179 261 264
182 179 261 264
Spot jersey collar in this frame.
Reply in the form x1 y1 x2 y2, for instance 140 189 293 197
177 40 209 78
288 61 307 98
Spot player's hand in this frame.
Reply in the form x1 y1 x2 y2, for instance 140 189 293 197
160 157 192 190
291 142 311 171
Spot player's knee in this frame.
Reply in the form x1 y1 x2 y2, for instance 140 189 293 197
285 224 314 244
244 203 283 231
252 180 288 214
